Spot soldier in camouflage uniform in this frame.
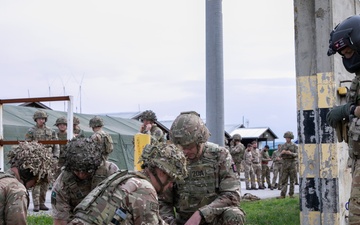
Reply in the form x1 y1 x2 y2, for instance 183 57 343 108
51 138 119 225
261 145 272 190
140 110 165 144
89 116 113 160
277 131 298 199
73 116 85 138
251 141 264 189
54 116 68 179
25 110 59 212
68 143 187 225
229 134 245 175
244 143 256 190
160 111 245 225
271 144 283 190
326 16 360 223
0 141 54 225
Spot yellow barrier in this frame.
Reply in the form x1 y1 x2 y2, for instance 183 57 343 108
134 133 151 171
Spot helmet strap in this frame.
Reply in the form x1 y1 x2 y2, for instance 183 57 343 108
150 167 170 194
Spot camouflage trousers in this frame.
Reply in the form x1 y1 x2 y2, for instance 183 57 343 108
244 163 255 188
349 159 360 224
279 160 296 197
261 164 271 187
271 163 282 187
252 163 262 188
32 182 49 206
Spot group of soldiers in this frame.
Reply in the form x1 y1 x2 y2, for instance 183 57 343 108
0 109 246 224
229 131 299 198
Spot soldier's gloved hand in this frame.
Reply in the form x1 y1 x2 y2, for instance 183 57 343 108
326 103 352 128
354 106 360 118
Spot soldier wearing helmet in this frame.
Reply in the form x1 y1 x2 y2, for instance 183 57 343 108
229 134 245 176
51 138 118 225
68 143 187 225
326 15 360 222
25 109 59 212
89 116 113 160
139 110 165 144
160 111 245 225
277 131 298 199
73 116 85 138
0 141 54 224
54 116 68 179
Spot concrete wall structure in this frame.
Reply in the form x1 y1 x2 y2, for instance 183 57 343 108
295 1 360 224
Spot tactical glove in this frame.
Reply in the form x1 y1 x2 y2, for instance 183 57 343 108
354 106 360 118
326 103 353 128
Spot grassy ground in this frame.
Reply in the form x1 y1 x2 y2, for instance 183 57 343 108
27 196 300 225
241 194 300 225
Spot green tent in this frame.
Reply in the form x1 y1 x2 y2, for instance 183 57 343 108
2 105 141 171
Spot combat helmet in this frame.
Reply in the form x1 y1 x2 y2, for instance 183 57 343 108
283 131 294 139
64 138 102 173
232 134 242 141
170 111 210 146
89 116 104 128
73 116 80 125
139 143 187 181
33 110 48 122
141 110 157 122
8 141 55 183
328 15 360 73
54 116 67 126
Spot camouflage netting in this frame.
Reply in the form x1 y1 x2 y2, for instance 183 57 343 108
64 138 102 173
7 141 55 180
139 143 188 181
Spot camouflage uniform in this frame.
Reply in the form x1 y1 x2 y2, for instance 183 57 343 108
160 143 244 225
140 110 165 144
229 141 245 175
25 110 59 211
68 143 187 225
89 116 113 160
251 146 263 189
51 161 118 222
279 132 298 198
0 170 28 225
243 147 256 190
51 138 118 223
90 130 114 160
271 148 283 189
260 147 272 189
141 123 165 145
73 116 85 138
160 111 245 225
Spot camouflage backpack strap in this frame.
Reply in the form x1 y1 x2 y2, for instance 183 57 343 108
74 170 144 224
0 172 15 180
203 142 221 189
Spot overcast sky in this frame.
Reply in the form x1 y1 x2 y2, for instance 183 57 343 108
0 0 296 142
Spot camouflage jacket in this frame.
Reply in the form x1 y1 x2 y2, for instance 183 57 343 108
0 170 28 225
229 142 245 164
90 130 114 159
69 171 167 225
51 161 118 222
251 148 260 164
260 150 271 163
280 142 298 160
25 124 60 158
159 142 241 224
57 132 68 166
271 150 283 165
141 124 165 145
243 150 253 165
